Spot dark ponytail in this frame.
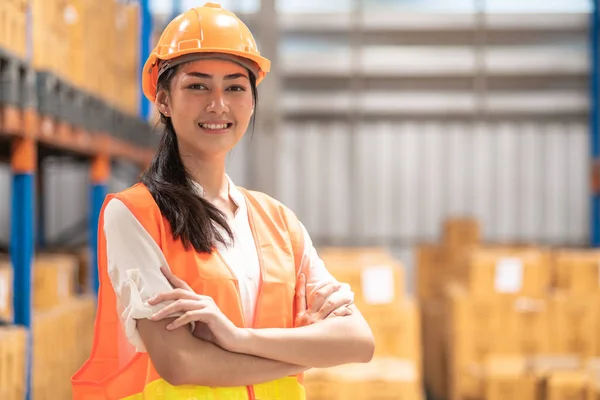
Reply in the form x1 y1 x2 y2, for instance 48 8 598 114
140 64 258 253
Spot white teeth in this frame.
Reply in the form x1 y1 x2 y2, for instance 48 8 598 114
201 123 228 129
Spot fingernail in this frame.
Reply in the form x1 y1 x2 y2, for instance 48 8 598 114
166 323 173 330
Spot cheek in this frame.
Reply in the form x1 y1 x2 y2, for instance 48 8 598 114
235 99 254 121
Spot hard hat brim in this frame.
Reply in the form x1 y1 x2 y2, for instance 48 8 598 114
142 48 270 102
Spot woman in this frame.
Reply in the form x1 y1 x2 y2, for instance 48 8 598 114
72 3 374 399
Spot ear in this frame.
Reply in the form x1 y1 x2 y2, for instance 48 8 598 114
155 90 171 117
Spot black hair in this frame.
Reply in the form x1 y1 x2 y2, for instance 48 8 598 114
140 64 258 253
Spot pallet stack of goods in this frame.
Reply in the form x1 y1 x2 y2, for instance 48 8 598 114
0 253 96 400
0 0 154 169
0 0 27 60
31 0 140 115
304 247 424 400
418 218 600 400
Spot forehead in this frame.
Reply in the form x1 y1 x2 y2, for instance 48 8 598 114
178 59 248 77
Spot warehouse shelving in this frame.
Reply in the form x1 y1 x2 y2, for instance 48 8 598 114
0 42 155 398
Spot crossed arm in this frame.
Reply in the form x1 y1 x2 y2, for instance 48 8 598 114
138 280 374 387
138 318 310 387
104 199 374 388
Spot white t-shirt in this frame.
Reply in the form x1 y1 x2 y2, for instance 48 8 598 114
103 176 353 352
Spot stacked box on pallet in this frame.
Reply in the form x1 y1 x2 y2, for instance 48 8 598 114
417 217 600 400
553 250 600 294
36 0 139 118
0 252 97 398
303 247 424 400
0 325 27 400
113 2 140 116
305 359 421 400
417 218 481 400
0 0 27 59
33 295 96 400
33 253 78 310
31 0 67 77
464 356 536 400
64 0 86 92
0 259 13 322
75 0 102 98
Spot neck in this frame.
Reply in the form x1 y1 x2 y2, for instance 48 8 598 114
180 152 229 202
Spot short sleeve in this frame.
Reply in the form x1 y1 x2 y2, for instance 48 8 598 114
297 222 355 308
103 198 189 352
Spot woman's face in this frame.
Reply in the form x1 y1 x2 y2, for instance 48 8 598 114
158 59 255 160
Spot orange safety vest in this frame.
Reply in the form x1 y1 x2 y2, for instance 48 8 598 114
71 183 306 399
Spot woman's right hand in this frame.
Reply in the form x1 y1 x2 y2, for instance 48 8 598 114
149 267 239 349
294 273 353 327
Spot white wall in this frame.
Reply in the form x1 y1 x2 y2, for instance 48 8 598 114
274 120 589 292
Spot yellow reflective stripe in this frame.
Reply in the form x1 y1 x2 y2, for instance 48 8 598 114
121 377 304 400
254 377 306 400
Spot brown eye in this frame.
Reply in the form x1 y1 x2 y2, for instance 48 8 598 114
227 85 246 92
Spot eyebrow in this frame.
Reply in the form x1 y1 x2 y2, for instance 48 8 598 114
186 72 249 80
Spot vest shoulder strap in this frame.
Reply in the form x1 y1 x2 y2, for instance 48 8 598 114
110 182 164 243
238 188 305 277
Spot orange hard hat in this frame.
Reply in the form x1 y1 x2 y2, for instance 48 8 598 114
142 2 271 102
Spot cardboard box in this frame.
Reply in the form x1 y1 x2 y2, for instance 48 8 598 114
553 250 600 294
422 300 448 400
467 356 536 400
588 359 600 400
0 325 27 400
416 244 447 300
445 286 554 400
367 297 421 370
446 285 506 400
333 358 423 400
32 295 96 400
304 368 339 400
305 358 423 400
33 253 78 310
321 249 405 309
0 261 13 322
549 293 600 359
503 296 551 355
546 370 589 400
466 247 551 296
443 217 481 248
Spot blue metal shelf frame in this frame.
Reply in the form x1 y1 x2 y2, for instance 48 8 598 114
139 0 153 121
90 182 108 294
10 169 35 400
591 0 600 246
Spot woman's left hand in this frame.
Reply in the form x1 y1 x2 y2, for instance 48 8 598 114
148 267 242 351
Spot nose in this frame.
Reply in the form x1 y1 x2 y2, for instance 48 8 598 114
205 90 229 114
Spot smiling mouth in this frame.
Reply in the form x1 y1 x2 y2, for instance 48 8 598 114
198 123 233 130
